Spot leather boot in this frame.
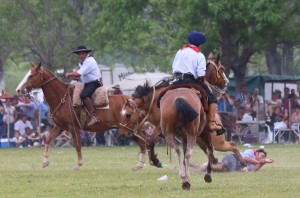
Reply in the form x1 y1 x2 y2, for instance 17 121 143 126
208 103 222 131
82 98 99 126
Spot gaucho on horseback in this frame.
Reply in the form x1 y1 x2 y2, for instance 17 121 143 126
65 45 102 126
172 31 225 133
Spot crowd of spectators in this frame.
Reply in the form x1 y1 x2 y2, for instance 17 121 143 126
2 84 299 148
215 85 300 144
0 89 134 149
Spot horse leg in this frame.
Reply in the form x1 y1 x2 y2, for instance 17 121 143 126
43 126 61 168
199 130 214 183
72 129 83 171
195 137 218 164
147 141 162 168
131 135 146 171
165 134 186 189
182 132 197 190
211 134 247 167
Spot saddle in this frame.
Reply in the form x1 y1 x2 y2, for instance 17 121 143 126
156 83 209 112
70 81 109 108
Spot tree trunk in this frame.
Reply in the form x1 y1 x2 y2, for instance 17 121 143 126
265 44 282 74
282 42 294 75
220 21 255 91
0 58 4 90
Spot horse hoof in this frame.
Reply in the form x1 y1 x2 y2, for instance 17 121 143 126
212 158 218 164
132 164 144 171
73 166 80 171
182 182 191 190
155 161 163 168
43 161 49 168
204 174 212 183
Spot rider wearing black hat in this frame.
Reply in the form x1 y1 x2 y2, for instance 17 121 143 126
65 46 102 126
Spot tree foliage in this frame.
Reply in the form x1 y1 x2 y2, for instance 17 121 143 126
1 0 300 93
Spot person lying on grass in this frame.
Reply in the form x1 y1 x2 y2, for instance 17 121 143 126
197 148 274 172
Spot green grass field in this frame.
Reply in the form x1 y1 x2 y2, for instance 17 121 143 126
0 144 299 198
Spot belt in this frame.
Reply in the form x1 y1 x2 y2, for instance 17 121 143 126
85 78 102 85
174 72 195 80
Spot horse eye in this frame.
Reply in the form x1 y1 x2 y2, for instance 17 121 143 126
126 114 131 119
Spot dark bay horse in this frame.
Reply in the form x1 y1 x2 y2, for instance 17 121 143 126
20 63 162 170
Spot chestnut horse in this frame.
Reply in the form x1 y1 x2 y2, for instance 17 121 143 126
119 54 246 174
20 63 162 170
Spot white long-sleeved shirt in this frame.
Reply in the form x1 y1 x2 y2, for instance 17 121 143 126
172 46 206 79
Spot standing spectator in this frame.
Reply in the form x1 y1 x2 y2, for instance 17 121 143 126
112 84 123 95
14 115 33 137
282 93 298 115
235 84 248 107
282 87 290 105
3 98 17 138
0 101 4 138
19 95 37 121
217 93 234 114
36 97 49 130
252 88 265 120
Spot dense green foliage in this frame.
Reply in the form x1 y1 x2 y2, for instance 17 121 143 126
1 0 300 93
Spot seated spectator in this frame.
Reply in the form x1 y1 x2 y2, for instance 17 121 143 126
266 92 282 116
265 106 287 143
12 130 26 148
291 106 300 129
25 127 40 147
197 148 273 172
242 92 253 114
14 115 33 137
54 131 72 147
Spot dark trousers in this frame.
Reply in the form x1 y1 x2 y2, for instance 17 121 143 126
80 81 102 99
173 77 217 104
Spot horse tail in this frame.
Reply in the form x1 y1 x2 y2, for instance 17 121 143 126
175 98 199 127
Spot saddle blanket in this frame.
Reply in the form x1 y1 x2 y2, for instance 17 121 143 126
71 81 109 108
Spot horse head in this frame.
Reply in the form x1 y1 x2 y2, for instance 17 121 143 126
20 62 44 93
119 81 154 136
205 53 229 94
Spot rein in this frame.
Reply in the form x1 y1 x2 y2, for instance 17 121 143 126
119 86 156 143
206 60 227 94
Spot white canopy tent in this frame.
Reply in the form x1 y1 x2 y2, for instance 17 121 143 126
108 72 172 95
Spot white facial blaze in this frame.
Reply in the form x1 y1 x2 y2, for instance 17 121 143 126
121 109 127 116
223 73 229 84
16 70 32 92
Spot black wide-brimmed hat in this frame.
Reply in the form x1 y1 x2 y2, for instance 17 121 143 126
72 45 92 54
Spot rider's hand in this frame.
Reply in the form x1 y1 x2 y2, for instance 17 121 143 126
65 73 71 78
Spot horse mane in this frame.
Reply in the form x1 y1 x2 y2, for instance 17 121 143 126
132 78 171 99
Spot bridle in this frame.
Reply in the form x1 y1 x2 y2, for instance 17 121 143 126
23 68 59 92
119 86 156 139
206 60 228 94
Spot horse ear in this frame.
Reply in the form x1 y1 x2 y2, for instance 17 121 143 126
216 53 221 64
30 61 36 68
38 62 42 68
208 52 213 60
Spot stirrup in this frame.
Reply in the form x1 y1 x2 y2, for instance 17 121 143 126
215 122 226 136
88 116 99 126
